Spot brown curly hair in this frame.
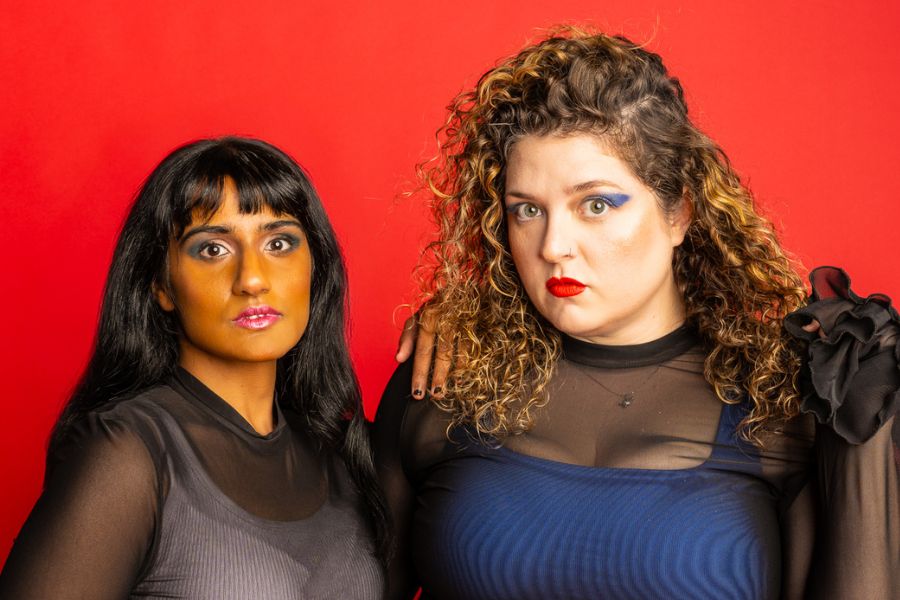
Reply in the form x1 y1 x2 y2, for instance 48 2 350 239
419 27 807 444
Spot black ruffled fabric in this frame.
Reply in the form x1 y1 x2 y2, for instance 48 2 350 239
784 266 900 444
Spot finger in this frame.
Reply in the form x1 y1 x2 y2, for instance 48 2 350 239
411 311 437 400
395 317 417 362
801 319 829 340
429 335 452 398
801 319 828 340
801 320 820 333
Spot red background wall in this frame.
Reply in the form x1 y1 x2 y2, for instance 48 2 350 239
1 0 898 565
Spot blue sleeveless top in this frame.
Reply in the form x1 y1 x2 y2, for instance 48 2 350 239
377 287 900 599
384 327 789 600
409 401 779 600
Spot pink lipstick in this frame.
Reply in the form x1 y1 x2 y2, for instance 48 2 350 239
233 305 283 330
546 277 586 298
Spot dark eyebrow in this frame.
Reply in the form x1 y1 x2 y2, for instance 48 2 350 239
179 219 302 244
262 219 303 232
506 180 624 200
179 225 232 244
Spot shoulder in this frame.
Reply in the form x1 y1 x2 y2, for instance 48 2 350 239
374 360 452 440
785 266 900 444
375 359 414 425
47 384 180 485
373 360 456 476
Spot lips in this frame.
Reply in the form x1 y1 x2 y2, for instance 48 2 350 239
546 277 586 298
233 305 283 330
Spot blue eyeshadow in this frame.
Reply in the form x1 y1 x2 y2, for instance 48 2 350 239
604 193 631 207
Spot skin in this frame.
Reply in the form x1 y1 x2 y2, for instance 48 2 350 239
401 132 691 395
155 178 312 433
504 133 690 345
398 133 825 390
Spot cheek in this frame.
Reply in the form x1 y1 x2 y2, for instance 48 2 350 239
594 212 672 271
287 274 311 313
507 225 542 286
170 267 230 318
282 253 313 315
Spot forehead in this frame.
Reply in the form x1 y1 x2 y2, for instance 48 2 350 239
505 133 638 189
184 177 294 228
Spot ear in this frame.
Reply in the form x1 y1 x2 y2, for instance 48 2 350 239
152 280 176 312
668 195 692 247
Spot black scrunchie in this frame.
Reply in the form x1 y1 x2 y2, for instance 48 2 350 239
784 266 900 444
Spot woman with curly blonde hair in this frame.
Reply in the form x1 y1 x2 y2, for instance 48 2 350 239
374 29 899 599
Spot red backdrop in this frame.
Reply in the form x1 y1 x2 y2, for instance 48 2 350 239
1 0 898 564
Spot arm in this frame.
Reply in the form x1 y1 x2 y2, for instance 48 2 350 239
805 417 899 599
372 360 419 599
783 267 900 598
781 419 899 600
0 413 160 599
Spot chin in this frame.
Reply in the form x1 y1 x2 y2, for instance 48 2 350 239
539 304 600 338
548 317 606 341
225 344 295 364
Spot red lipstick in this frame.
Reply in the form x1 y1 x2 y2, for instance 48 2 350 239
233 305 283 330
546 277 586 298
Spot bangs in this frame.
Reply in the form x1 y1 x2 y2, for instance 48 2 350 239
169 140 308 238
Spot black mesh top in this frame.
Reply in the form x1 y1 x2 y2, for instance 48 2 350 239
0 368 382 599
374 273 900 599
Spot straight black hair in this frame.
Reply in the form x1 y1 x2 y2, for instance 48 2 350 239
49 136 389 561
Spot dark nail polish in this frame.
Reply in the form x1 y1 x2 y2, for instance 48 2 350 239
413 388 423 398
432 386 442 395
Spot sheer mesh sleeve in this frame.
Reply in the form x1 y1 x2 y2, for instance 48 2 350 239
806 418 899 598
0 410 161 599
783 266 900 598
373 359 419 599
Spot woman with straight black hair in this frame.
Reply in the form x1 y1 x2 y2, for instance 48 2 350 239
0 136 387 599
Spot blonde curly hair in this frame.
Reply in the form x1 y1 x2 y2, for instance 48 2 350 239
418 28 807 444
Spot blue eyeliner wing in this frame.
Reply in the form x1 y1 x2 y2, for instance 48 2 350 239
604 193 631 208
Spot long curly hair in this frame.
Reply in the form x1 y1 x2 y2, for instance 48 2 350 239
419 28 807 444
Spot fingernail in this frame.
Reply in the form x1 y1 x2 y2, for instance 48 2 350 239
432 386 442 395
413 388 424 399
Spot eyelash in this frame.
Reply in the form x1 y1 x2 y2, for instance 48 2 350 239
194 241 230 259
265 234 300 254
583 196 612 216
190 234 300 260
506 196 619 221
507 202 543 221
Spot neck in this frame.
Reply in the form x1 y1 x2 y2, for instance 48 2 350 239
574 280 687 346
178 350 277 435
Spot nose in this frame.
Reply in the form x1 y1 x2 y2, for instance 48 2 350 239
539 213 575 263
233 249 271 296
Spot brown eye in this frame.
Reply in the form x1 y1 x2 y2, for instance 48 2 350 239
197 242 228 259
266 235 298 253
